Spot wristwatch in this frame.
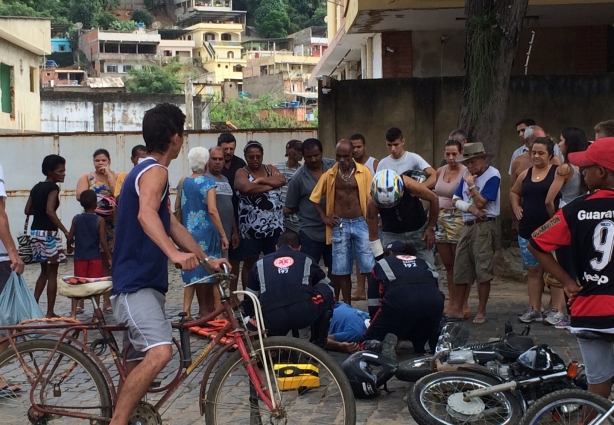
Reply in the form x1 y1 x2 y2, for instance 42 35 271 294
429 225 437 232
204 256 211 264
468 185 477 191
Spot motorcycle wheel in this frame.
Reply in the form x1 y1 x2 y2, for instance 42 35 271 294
518 389 614 425
408 370 522 425
395 356 434 382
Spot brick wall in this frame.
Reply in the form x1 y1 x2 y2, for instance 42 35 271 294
382 31 412 78
573 26 608 74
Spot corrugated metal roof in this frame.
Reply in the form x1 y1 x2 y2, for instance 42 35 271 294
86 77 125 88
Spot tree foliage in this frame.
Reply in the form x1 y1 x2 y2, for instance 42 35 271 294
94 11 117 30
125 60 183 94
236 0 325 37
69 0 100 29
131 8 153 27
0 0 120 25
209 95 301 129
255 0 291 38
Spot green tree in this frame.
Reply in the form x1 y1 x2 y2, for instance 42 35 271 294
131 8 153 27
255 0 290 38
69 0 100 28
457 0 529 166
209 95 300 129
94 11 117 29
0 2 46 17
125 61 183 94
100 0 120 10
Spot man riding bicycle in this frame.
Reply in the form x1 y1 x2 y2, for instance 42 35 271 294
110 103 229 425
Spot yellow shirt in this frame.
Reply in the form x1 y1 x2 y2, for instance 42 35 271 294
114 171 128 198
309 161 373 245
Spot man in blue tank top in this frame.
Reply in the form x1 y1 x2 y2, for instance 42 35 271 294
109 103 229 425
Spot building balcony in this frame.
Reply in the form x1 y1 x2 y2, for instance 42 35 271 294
93 52 158 62
194 0 231 8
208 40 241 46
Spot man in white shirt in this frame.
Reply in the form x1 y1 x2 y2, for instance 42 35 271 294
376 127 436 189
350 134 378 174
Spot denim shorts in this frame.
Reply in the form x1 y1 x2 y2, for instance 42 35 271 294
331 217 375 276
576 337 614 385
518 235 540 268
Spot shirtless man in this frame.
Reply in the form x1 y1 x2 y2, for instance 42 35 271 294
310 140 374 305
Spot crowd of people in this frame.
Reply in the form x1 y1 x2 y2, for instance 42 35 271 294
1 104 613 417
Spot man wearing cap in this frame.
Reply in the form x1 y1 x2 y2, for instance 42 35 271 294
275 140 302 234
529 137 614 400
235 140 286 288
362 241 443 354
447 142 501 324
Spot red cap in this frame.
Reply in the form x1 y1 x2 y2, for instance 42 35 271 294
568 137 614 171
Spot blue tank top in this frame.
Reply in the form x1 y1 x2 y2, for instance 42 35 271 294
112 158 171 295
74 213 101 261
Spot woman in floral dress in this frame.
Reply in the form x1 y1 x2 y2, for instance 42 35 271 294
177 147 228 320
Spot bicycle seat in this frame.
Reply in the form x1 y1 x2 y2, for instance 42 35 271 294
57 276 113 298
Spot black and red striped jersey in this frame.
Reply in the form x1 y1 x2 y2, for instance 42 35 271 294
530 189 614 333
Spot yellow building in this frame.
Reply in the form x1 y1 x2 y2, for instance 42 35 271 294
311 0 614 84
175 0 246 88
0 16 51 133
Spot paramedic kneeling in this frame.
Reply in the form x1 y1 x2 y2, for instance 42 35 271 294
242 230 334 348
363 241 444 354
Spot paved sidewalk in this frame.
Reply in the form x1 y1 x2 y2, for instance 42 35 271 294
12 259 580 425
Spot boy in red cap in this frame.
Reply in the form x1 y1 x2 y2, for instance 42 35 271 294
529 137 614 399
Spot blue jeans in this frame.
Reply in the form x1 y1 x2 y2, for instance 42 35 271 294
331 217 375 276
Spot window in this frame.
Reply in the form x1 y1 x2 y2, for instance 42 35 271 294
227 51 234 59
187 35 192 40
205 33 216 41
221 33 231 41
0 63 13 115
205 86 214 95
59 45 66 52
232 65 241 72
30 67 36 92
106 65 118 73
123 65 133 73
291 84 297 92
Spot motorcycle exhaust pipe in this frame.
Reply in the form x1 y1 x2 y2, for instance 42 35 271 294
463 371 569 401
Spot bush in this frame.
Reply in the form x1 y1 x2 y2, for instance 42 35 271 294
94 11 117 29
131 9 153 27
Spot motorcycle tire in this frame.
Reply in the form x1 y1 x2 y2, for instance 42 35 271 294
395 356 433 382
407 370 523 425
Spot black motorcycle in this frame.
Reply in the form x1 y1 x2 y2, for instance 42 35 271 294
406 343 585 425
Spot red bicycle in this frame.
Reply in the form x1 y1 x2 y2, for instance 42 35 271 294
0 263 356 424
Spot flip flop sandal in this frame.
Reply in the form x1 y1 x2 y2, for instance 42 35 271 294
351 296 366 301
0 385 21 398
75 307 84 314
103 307 113 314
473 317 487 324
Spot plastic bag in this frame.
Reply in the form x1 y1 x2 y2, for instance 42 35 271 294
0 272 44 326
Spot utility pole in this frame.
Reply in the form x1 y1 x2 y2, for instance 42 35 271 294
185 76 194 130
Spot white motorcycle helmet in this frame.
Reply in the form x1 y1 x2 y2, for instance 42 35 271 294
371 169 404 208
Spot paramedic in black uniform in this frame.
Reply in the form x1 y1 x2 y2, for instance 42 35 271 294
363 241 444 354
241 230 334 348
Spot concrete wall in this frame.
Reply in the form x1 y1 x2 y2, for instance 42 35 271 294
40 92 210 132
243 74 284 97
0 128 317 246
0 39 43 133
318 74 614 229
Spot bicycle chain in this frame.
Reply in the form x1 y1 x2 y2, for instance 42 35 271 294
39 404 107 410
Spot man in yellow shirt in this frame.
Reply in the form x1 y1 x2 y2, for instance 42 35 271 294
114 145 147 199
310 139 374 305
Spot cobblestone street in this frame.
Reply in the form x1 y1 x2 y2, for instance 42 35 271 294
3 258 581 425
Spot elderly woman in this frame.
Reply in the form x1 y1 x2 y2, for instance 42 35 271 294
25 154 69 318
176 147 229 320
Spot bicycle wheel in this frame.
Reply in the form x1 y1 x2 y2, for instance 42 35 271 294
408 370 522 425
0 339 112 424
205 336 356 425
519 389 614 425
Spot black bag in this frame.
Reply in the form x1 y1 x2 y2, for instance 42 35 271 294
17 216 33 264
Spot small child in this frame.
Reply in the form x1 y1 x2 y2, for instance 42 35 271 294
67 189 111 319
